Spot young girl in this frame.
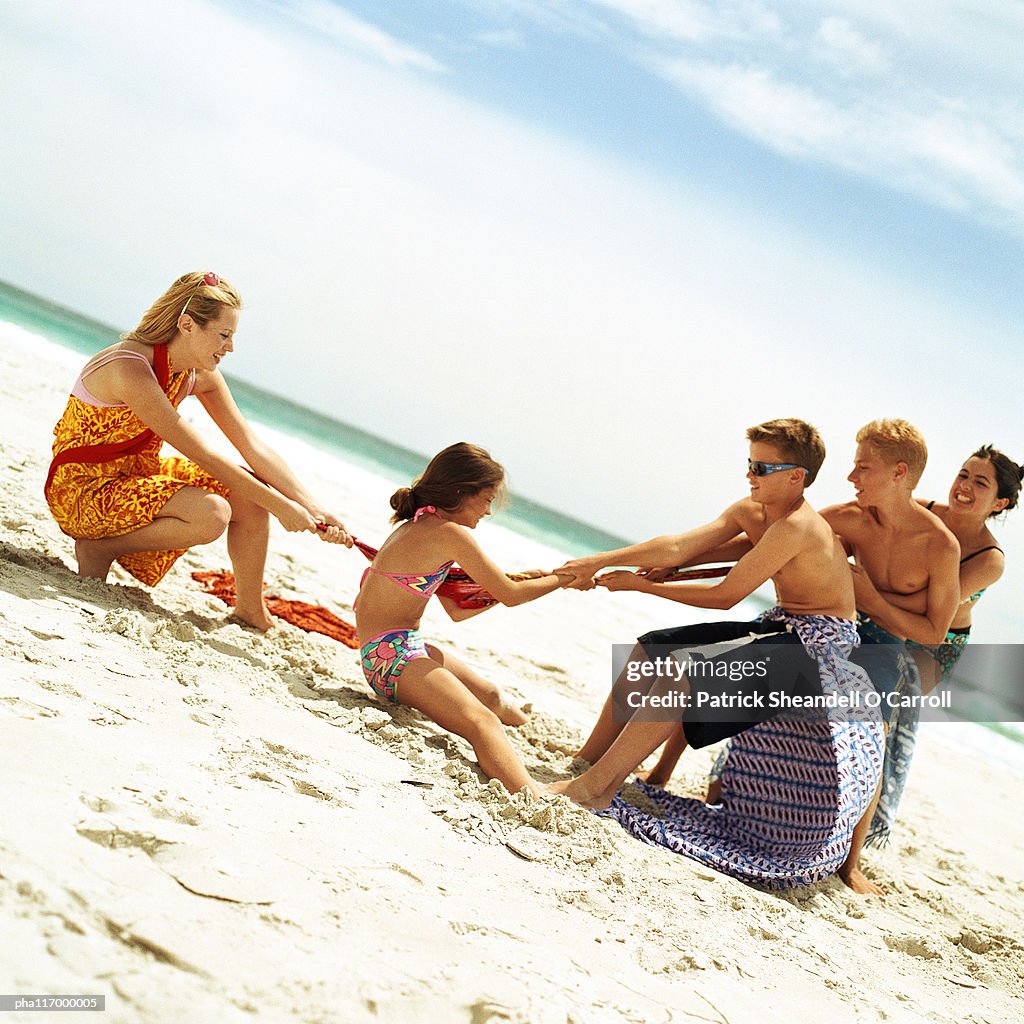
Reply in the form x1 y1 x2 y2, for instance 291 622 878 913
355 443 568 798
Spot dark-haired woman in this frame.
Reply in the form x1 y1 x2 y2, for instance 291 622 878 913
905 445 1019 690
45 272 351 629
355 442 569 797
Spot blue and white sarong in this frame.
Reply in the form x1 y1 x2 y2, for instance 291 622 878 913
857 617 922 848
605 608 885 890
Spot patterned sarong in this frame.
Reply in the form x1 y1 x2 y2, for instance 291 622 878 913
858 618 921 848
45 347 228 586
604 608 884 889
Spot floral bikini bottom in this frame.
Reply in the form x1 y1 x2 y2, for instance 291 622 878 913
359 628 431 704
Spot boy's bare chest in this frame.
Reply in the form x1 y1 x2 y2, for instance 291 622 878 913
855 526 930 595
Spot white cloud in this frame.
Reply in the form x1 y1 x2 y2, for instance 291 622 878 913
454 0 610 41
662 60 848 158
473 28 526 48
584 0 783 43
586 0 712 42
816 16 888 76
807 0 1024 82
274 0 448 73
506 0 1024 234
907 107 1024 216
658 55 1024 226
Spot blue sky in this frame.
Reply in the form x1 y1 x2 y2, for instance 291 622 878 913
313 0 1024 305
2 0 1023 635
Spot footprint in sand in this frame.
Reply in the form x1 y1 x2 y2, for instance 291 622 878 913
290 778 352 807
0 695 60 718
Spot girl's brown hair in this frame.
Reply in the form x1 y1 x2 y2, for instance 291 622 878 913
390 442 505 523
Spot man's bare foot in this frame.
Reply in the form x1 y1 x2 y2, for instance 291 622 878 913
839 863 884 895
706 779 723 805
497 700 529 727
75 538 114 580
545 776 615 810
231 605 276 632
634 767 672 787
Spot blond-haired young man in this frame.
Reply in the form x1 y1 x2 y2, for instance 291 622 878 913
822 419 960 893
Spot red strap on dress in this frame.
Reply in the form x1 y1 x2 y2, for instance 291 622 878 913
44 344 172 498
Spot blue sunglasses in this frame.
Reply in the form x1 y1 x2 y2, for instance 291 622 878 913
748 459 807 477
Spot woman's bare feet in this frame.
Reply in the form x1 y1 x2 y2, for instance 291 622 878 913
496 699 529 727
230 603 276 632
75 538 116 580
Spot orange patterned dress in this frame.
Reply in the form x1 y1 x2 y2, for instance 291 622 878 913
45 344 229 586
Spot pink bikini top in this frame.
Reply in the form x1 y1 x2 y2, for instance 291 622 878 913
359 507 454 599
71 349 195 407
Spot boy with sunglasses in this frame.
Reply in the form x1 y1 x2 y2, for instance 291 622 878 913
548 420 884 888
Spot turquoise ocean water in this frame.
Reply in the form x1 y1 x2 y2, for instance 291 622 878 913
3 278 1021 763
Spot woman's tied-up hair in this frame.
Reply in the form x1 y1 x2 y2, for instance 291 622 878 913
390 442 505 523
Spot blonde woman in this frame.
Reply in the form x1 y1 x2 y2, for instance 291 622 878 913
45 271 350 629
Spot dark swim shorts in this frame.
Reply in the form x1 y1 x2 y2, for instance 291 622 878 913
636 619 823 749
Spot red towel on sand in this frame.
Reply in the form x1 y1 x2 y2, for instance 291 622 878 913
192 570 359 648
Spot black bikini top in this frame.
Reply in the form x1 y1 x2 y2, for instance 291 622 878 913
924 501 1004 564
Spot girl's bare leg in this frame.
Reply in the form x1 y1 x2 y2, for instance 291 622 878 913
75 488 230 579
425 644 527 725
225 490 273 631
549 717 679 809
398 657 540 798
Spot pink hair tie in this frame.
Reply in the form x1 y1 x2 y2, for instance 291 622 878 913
181 271 221 317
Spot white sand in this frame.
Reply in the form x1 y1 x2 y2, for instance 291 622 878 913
1 328 1023 1024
